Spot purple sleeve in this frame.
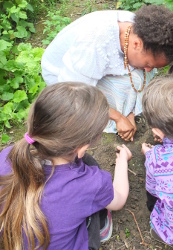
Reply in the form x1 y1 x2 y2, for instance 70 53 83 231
91 170 114 214
145 147 157 197
0 146 13 175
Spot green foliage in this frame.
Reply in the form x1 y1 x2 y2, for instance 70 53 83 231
164 0 173 11
42 10 71 45
0 41 45 144
0 0 35 41
117 0 173 11
0 1 46 144
26 0 70 21
0 0 72 144
58 0 70 16
1 134 11 144
82 0 97 16
125 228 130 238
157 65 170 76
26 0 59 20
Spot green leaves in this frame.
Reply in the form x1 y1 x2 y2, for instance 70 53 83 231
0 1 74 144
9 75 23 89
117 0 173 11
14 25 28 38
1 0 35 42
0 40 12 51
1 92 14 101
0 41 45 144
2 102 13 115
13 90 27 103
1 134 11 144
42 11 71 45
0 0 43 144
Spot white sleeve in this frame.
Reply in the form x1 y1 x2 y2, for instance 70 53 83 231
58 42 108 86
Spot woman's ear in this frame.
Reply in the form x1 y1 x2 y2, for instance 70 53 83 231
152 128 165 139
77 144 90 159
133 37 143 51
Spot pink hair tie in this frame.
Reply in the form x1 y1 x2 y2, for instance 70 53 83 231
24 132 35 144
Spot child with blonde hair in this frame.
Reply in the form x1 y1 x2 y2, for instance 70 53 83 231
0 82 132 250
142 75 173 246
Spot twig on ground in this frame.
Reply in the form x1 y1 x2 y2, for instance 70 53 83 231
155 245 164 249
125 208 150 247
128 168 137 176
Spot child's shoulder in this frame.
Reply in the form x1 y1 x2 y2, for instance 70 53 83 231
0 146 13 173
0 145 13 159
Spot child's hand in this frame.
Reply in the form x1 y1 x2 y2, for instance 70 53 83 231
141 143 152 154
116 144 132 161
153 133 163 143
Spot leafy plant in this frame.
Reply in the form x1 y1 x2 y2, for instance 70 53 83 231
81 0 97 16
125 228 130 238
164 0 173 11
0 0 35 42
0 41 45 144
42 10 71 45
117 0 169 11
0 1 46 144
26 0 62 21
58 0 70 16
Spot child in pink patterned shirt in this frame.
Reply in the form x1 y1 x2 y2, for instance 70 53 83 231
141 74 173 246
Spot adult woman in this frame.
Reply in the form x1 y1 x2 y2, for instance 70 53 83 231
41 5 173 141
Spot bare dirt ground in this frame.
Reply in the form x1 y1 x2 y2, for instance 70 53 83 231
1 1 172 249
91 117 172 250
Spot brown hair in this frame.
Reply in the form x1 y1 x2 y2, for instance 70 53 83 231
142 75 173 138
0 82 109 250
133 5 173 63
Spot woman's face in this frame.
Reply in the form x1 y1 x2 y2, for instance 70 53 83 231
128 49 168 72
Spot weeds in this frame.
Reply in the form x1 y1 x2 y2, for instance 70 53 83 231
42 10 71 45
117 0 173 11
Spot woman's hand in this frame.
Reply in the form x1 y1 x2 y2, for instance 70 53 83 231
116 115 135 141
127 113 137 131
127 112 137 139
109 108 136 141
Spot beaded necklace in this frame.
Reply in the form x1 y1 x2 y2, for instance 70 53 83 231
124 26 146 93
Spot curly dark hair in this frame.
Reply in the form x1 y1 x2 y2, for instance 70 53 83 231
133 5 173 63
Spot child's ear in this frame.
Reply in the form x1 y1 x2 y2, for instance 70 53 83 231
77 144 90 159
152 128 165 139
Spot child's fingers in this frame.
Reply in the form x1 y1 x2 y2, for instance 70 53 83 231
117 144 128 151
116 145 123 151
116 144 132 159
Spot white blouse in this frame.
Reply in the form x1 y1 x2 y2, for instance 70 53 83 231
41 10 135 86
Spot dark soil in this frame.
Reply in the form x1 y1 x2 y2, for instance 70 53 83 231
90 117 172 250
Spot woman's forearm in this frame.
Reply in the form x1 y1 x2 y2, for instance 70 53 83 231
109 108 123 122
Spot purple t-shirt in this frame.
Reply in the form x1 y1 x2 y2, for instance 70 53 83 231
145 138 173 245
0 146 114 249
